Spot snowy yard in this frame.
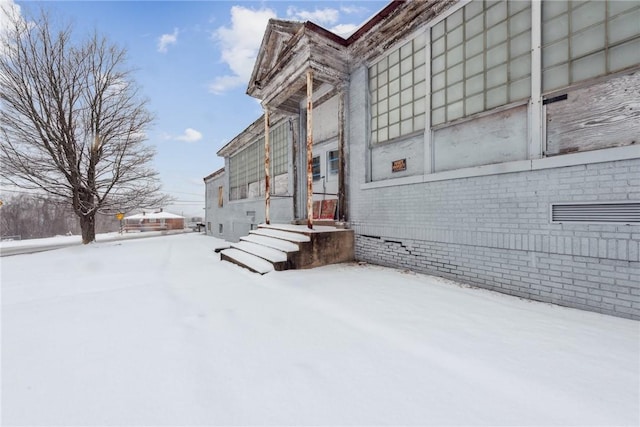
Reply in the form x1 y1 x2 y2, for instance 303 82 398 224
1 233 638 426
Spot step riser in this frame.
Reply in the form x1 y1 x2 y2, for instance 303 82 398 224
231 243 286 262
229 241 290 271
240 235 299 253
220 252 267 274
249 228 311 243
220 248 274 274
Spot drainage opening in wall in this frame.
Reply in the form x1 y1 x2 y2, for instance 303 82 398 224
550 202 640 224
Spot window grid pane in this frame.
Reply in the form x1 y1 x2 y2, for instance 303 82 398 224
542 0 640 92
229 135 268 201
369 33 427 144
431 0 532 126
270 122 288 177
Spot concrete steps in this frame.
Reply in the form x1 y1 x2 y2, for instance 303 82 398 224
219 224 354 274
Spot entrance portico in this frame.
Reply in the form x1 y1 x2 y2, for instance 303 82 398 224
247 20 349 228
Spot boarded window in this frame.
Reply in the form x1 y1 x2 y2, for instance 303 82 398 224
545 71 640 155
218 186 223 207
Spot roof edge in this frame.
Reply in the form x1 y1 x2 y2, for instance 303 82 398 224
216 114 265 157
204 167 225 182
346 1 405 44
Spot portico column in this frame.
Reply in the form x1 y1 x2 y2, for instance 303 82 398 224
338 85 346 222
264 108 271 225
306 69 314 229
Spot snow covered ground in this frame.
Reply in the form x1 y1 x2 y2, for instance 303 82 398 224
0 229 189 256
1 233 638 426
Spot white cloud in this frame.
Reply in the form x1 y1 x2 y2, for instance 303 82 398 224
208 74 246 96
0 0 20 33
0 0 23 57
175 128 202 143
209 6 275 95
330 23 359 38
157 28 179 53
286 6 339 25
340 5 368 15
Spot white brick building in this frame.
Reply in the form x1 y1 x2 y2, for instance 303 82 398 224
205 0 640 319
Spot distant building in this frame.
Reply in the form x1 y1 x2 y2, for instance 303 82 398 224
124 210 185 232
203 167 225 237
205 0 640 319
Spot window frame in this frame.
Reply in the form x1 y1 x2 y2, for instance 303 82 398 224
312 156 321 181
327 150 339 176
369 33 427 145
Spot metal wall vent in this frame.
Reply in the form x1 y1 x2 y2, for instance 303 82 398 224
551 202 640 224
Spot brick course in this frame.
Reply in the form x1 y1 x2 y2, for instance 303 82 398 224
354 233 639 319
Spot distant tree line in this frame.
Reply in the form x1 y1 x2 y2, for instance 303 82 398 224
0 193 119 240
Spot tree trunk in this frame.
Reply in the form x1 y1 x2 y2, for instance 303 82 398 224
79 212 96 244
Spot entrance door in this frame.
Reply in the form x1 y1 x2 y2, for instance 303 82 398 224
311 140 339 220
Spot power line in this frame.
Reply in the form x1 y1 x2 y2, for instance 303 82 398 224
164 190 205 197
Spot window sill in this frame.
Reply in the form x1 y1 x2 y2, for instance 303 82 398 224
360 145 640 190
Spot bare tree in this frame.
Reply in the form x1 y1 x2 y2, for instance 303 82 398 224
0 7 169 243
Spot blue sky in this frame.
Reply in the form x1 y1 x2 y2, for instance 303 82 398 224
5 0 388 216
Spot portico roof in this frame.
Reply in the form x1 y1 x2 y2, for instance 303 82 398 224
247 19 349 114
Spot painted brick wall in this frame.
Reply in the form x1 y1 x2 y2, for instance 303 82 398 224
350 159 640 320
347 66 640 320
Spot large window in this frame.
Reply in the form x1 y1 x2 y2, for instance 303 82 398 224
229 121 289 201
271 122 288 176
246 139 263 198
229 141 261 201
542 0 640 92
364 0 638 181
270 121 289 195
430 1 531 126
369 33 427 144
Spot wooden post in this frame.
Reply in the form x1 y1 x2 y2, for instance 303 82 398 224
338 86 346 222
306 69 313 229
264 109 271 225
290 118 298 220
